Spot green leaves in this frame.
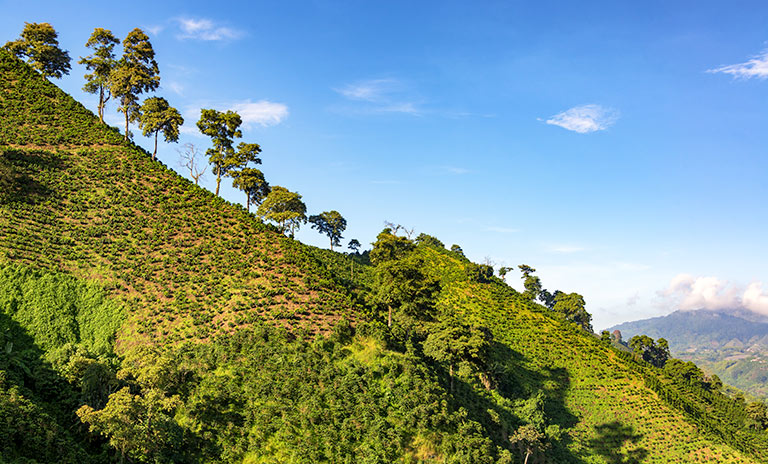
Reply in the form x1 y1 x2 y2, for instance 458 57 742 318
196 108 244 195
3 22 71 79
256 186 307 236
111 28 160 140
139 97 184 160
309 210 347 250
79 28 119 122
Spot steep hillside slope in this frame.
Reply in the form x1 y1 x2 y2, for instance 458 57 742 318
2 49 768 463
418 245 768 462
0 49 359 348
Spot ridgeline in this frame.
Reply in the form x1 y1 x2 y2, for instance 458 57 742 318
2 48 768 463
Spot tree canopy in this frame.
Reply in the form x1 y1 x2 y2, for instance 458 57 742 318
4 22 71 79
196 109 243 196
138 97 183 160
110 28 160 140
231 168 270 212
256 186 307 236
309 210 347 250
79 28 119 122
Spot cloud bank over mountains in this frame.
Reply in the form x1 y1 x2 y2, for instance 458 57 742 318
660 274 768 316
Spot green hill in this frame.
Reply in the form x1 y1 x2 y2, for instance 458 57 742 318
2 48 768 463
610 310 768 399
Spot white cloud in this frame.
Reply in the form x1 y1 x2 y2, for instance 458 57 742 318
336 79 399 102
544 104 619 133
145 25 164 36
176 17 243 41
659 274 768 316
231 100 289 127
165 81 184 96
707 49 768 79
335 78 422 115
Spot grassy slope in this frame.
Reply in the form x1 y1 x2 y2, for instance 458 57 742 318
1 49 766 462
419 246 765 463
0 49 359 349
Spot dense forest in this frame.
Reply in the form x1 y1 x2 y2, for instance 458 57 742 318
2 23 768 463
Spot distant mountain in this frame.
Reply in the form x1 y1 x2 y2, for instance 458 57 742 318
609 310 768 398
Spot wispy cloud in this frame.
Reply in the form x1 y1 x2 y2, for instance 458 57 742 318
334 78 422 115
176 17 244 41
165 81 184 96
437 165 469 175
231 100 289 127
182 100 289 135
707 49 768 79
659 274 768 315
544 104 618 133
145 25 164 36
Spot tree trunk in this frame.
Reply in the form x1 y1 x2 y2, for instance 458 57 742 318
98 86 105 123
330 239 334 251
387 305 392 327
124 110 129 141
153 131 158 161
524 449 531 464
450 363 454 393
246 193 250 212
215 165 221 196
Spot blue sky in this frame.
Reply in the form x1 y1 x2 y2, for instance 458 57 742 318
3 0 767 329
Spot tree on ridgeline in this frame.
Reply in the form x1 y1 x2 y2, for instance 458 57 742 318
518 265 542 301
371 229 439 327
256 186 307 236
309 210 347 250
196 109 243 196
231 168 269 212
177 143 207 185
629 335 670 368
539 289 558 309
110 28 160 140
79 28 119 122
348 239 361 254
498 266 512 282
423 320 491 392
138 97 183 160
552 291 592 331
3 22 71 78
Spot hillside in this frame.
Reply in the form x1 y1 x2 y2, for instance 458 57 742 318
2 48 768 463
610 310 768 398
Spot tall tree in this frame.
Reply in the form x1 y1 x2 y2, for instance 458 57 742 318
518 264 542 301
256 186 307 236
231 168 270 212
138 97 184 160
110 28 160 140
4 22 71 78
79 28 119 122
348 239 361 253
423 320 491 392
309 210 347 250
552 292 592 331
196 109 243 196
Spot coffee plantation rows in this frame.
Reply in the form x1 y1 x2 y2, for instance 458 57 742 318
3 45 768 463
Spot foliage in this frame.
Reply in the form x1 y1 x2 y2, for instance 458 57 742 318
3 22 71 79
110 28 159 140
138 96 183 160
629 335 670 368
309 210 347 250
256 185 307 236
79 28 119 122
552 291 592 331
518 264 542 301
231 167 269 212
196 108 243 196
